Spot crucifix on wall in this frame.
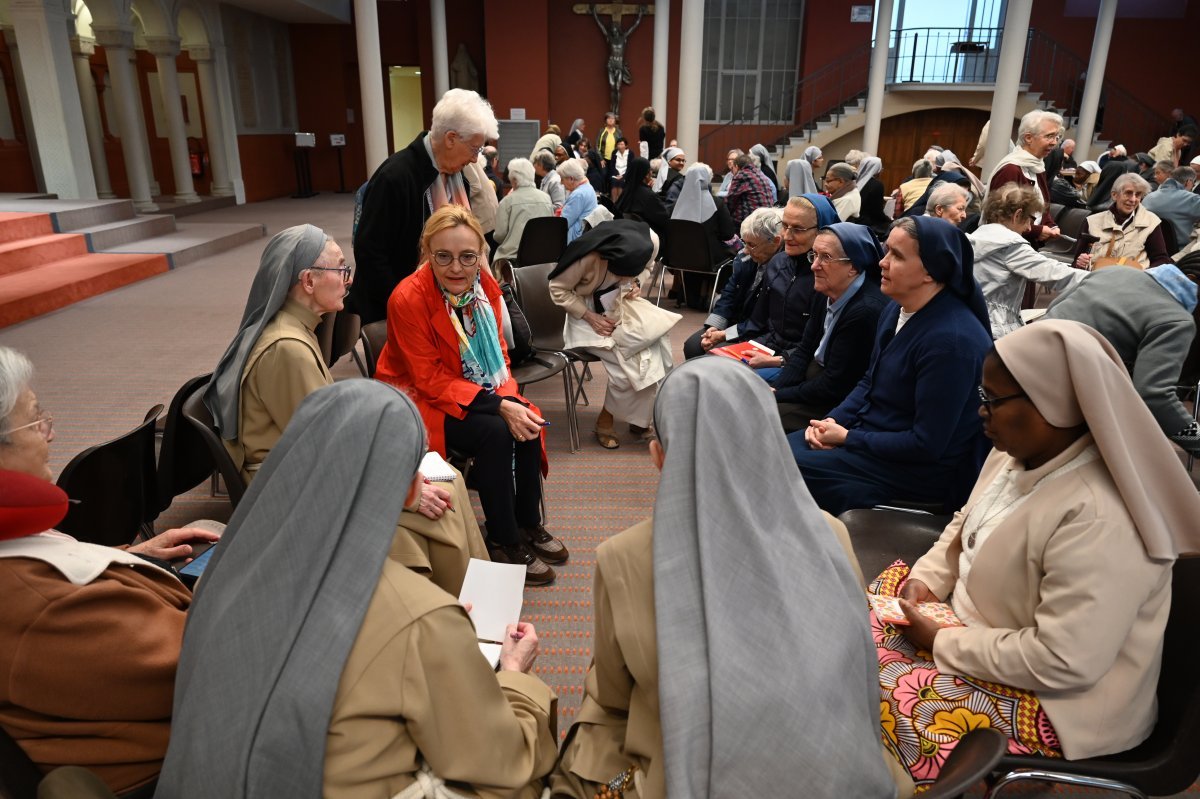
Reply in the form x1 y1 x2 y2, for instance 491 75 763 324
572 3 653 114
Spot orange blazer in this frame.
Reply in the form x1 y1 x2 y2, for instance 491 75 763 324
375 263 546 469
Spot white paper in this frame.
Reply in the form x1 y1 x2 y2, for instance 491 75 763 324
419 451 457 482
478 643 502 669
458 558 526 643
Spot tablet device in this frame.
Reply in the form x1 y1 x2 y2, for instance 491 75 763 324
179 545 216 578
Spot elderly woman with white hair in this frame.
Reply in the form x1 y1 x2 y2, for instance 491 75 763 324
494 157 554 265
986 109 1063 247
925 182 971 226
558 158 598 243
351 88 499 324
823 162 861 222
1085 172 1172 268
896 159 934 215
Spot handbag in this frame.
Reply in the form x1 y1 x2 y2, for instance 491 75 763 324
1091 230 1143 270
611 295 681 359
499 282 534 366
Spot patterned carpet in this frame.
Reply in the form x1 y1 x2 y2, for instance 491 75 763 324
2 193 1195 797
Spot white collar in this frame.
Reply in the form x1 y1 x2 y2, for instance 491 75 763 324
0 531 177 586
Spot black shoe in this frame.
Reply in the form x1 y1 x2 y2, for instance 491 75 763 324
521 525 570 563
496 542 556 586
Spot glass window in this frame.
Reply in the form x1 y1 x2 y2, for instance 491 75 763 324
700 0 804 124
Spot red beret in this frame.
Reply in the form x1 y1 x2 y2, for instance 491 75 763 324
0 470 69 541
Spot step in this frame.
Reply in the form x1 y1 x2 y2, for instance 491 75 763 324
0 212 54 245
102 221 266 268
0 199 135 232
73 214 177 251
0 233 89 277
152 194 237 219
0 252 169 328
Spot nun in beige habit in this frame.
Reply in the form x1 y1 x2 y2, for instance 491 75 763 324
551 357 900 798
158 381 557 799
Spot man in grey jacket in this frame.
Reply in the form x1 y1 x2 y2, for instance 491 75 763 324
1044 263 1200 454
1141 166 1200 252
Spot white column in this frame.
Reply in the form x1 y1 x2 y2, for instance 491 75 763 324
652 0 669 128
145 37 199 202
71 36 115 198
189 47 233 196
675 0 703 159
430 0 449 99
8 0 97 199
861 0 895 155
211 43 244 202
93 26 156 211
353 0 388 172
1 25 47 192
128 48 161 197
1072 0 1117 163
981 0 1033 177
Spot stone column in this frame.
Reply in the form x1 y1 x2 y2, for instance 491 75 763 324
188 46 233 196
430 0 449 99
210 43 244 202
353 0 388 172
652 0 669 129
861 0 895 156
145 36 199 202
1072 0 1117 163
128 47 161 197
1 25 47 192
674 0 703 160
71 35 115 198
8 0 96 199
981 0 1033 177
93 25 156 210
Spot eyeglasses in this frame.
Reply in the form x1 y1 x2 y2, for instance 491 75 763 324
432 250 480 268
5 410 53 440
781 223 818 237
453 132 485 159
307 265 353 282
977 386 1026 413
807 251 852 265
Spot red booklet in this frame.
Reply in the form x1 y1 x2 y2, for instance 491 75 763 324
710 340 775 363
868 594 965 628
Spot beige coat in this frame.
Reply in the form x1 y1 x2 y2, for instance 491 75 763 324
390 467 490 596
225 298 331 481
910 437 1172 760
464 159 499 234
324 552 558 799
1086 204 1164 267
551 514 910 799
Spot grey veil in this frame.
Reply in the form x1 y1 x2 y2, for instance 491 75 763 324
652 357 895 798
205 223 328 439
157 380 425 798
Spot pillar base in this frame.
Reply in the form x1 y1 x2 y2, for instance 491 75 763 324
210 185 235 197
173 192 202 204
133 199 159 212
98 191 117 199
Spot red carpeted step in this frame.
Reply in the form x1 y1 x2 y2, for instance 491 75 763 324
0 233 90 277
0 212 54 245
0 252 169 328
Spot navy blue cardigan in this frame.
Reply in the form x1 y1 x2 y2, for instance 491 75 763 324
734 251 813 352
829 290 991 472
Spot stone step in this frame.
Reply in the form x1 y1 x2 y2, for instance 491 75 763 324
73 214 178 251
152 194 238 219
101 221 266 268
0 198 136 232
0 252 169 328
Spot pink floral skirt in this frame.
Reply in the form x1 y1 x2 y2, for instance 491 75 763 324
869 561 1062 793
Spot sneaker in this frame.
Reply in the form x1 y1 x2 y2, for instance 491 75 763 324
522 525 570 563
497 542 556 586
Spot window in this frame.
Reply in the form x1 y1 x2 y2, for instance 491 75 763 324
700 0 805 124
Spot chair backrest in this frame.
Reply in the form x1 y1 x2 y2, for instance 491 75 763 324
511 262 567 352
314 311 363 368
156 373 215 513
180 383 247 509
662 218 718 272
55 406 163 547
359 320 388 378
0 721 43 799
516 216 568 265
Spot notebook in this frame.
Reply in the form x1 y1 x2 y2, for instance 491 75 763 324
419 451 457 482
709 340 775 364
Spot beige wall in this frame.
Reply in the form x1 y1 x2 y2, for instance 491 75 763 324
389 67 423 153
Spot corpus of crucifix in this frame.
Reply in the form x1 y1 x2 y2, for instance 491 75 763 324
573 3 654 113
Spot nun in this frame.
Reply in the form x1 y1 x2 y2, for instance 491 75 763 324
750 143 779 193
782 158 819 198
789 216 993 515
669 162 738 310
804 145 825 170
854 155 890 236
613 156 670 244
158 381 559 799
652 146 686 209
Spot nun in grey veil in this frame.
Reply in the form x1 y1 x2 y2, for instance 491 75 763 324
750 142 779 190
157 380 425 798
204 223 328 439
784 158 819 197
669 163 717 223
652 357 896 797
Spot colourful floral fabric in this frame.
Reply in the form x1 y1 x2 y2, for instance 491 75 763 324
869 561 1062 793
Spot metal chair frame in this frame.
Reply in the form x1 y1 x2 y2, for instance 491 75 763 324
654 218 734 312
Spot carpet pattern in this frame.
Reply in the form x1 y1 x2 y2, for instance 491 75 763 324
1 193 1194 797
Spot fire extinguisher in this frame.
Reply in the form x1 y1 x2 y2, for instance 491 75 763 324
188 137 208 178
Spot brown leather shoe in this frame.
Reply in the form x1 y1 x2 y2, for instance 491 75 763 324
497 542 556 586
522 525 570 563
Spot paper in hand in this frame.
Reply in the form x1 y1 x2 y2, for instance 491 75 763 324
458 558 527 667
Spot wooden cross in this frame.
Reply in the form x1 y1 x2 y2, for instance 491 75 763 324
572 3 654 22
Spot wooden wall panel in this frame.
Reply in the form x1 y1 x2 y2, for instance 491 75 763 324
875 108 991 195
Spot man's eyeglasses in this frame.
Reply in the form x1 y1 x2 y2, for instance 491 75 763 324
308 265 353 282
781 223 818 237
977 386 1026 413
5 410 53 440
432 250 481 268
453 132 485 159
807 251 852 265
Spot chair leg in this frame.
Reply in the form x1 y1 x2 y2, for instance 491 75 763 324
350 345 368 378
561 365 580 453
984 769 1147 799
653 262 669 307
709 261 731 312
571 362 592 407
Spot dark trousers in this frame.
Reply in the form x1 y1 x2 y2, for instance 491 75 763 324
445 412 542 547
787 435 949 516
683 326 708 359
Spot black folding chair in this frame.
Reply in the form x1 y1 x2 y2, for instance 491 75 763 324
156 373 216 512
181 382 247 510
359 319 387 378
516 216 568 266
654 218 734 311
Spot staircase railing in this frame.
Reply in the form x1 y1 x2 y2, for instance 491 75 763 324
698 27 1170 170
